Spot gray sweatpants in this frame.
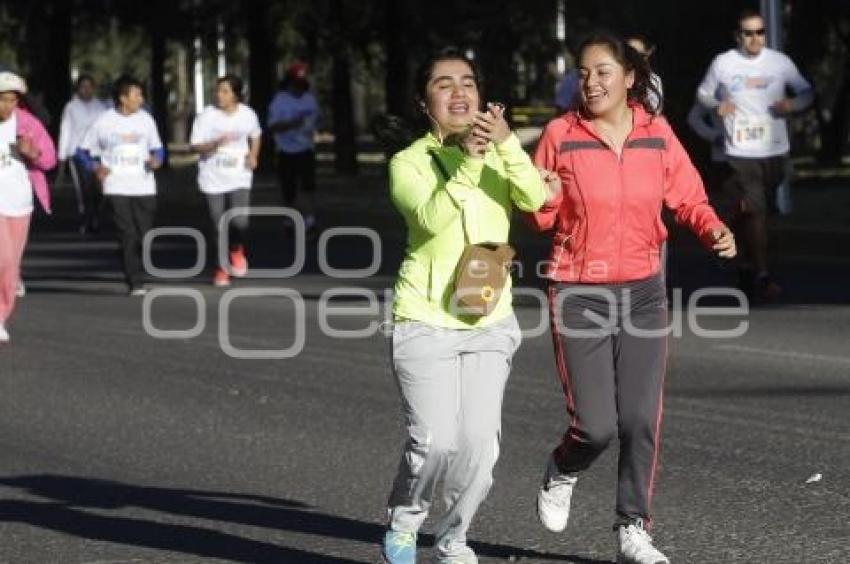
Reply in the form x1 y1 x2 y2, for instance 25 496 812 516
547 273 667 528
387 314 521 559
205 188 251 257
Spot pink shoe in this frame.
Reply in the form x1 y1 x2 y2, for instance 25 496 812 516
229 246 248 277
213 268 231 287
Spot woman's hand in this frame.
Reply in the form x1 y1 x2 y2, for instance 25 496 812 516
711 225 736 258
537 167 562 204
459 129 488 159
471 102 511 145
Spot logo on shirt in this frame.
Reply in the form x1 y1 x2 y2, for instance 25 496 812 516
730 74 775 92
108 132 143 145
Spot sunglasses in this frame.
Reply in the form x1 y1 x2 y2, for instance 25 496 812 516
740 28 766 37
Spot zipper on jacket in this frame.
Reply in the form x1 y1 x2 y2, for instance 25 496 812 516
575 116 635 282
581 119 632 281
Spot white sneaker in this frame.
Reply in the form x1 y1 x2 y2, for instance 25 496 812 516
430 547 478 564
0 323 9 344
536 455 578 532
616 520 669 564
128 286 148 297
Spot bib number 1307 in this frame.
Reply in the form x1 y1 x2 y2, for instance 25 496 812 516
733 117 772 151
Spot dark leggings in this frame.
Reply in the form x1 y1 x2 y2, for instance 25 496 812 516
275 150 316 206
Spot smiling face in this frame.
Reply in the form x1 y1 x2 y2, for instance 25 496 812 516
424 58 480 137
578 43 634 118
737 15 766 57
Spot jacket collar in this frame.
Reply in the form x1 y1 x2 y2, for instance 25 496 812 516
566 101 655 137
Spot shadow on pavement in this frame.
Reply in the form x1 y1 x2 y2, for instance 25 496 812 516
672 385 850 399
0 474 609 563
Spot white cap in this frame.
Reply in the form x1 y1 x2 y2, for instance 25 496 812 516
0 71 27 94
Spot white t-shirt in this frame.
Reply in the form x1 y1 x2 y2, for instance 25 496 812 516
57 96 110 160
698 47 812 158
0 114 34 217
190 104 262 194
82 109 163 196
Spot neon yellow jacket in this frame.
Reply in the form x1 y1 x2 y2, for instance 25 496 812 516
390 131 546 329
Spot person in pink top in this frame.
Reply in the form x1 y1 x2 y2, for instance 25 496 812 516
527 34 735 563
0 71 57 344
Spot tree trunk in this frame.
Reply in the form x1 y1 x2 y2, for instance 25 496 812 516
817 66 849 165
384 0 411 118
246 0 275 169
478 1 517 112
330 0 358 174
45 0 71 138
332 48 358 174
150 10 169 166
21 1 71 136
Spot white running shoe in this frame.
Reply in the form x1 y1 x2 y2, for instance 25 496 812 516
616 519 669 564
128 286 148 297
0 323 9 344
536 455 578 532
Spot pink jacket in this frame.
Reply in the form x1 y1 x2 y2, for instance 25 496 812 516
14 107 57 214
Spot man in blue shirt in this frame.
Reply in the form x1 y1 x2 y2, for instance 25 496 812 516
268 62 320 231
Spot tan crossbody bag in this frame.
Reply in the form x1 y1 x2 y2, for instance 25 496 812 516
430 150 515 317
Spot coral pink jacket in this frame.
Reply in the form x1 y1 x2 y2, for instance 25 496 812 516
529 104 724 283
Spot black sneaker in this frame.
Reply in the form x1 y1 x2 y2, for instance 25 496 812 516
754 273 782 302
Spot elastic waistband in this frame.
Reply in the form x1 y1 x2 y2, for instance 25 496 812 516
550 272 665 307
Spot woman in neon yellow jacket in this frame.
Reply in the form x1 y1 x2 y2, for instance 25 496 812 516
380 47 554 564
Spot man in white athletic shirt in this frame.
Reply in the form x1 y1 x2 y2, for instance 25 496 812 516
58 74 109 234
81 75 164 296
697 9 812 302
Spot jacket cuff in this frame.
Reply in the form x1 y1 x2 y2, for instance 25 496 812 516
494 133 523 156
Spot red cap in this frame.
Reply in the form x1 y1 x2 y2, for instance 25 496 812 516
287 62 308 80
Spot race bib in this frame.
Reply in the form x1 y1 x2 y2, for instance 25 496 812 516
732 115 773 152
109 144 145 175
213 147 245 175
0 145 13 170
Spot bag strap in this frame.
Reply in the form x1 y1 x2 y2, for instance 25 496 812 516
428 148 471 245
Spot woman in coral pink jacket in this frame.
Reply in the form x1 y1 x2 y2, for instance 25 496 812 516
528 34 735 564
0 71 57 344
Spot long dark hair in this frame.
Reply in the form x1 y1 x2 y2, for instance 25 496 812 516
575 32 661 116
372 46 483 156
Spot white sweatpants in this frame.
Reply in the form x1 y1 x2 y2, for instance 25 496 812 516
386 314 521 559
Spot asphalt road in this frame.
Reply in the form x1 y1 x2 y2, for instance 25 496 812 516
1 176 849 563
